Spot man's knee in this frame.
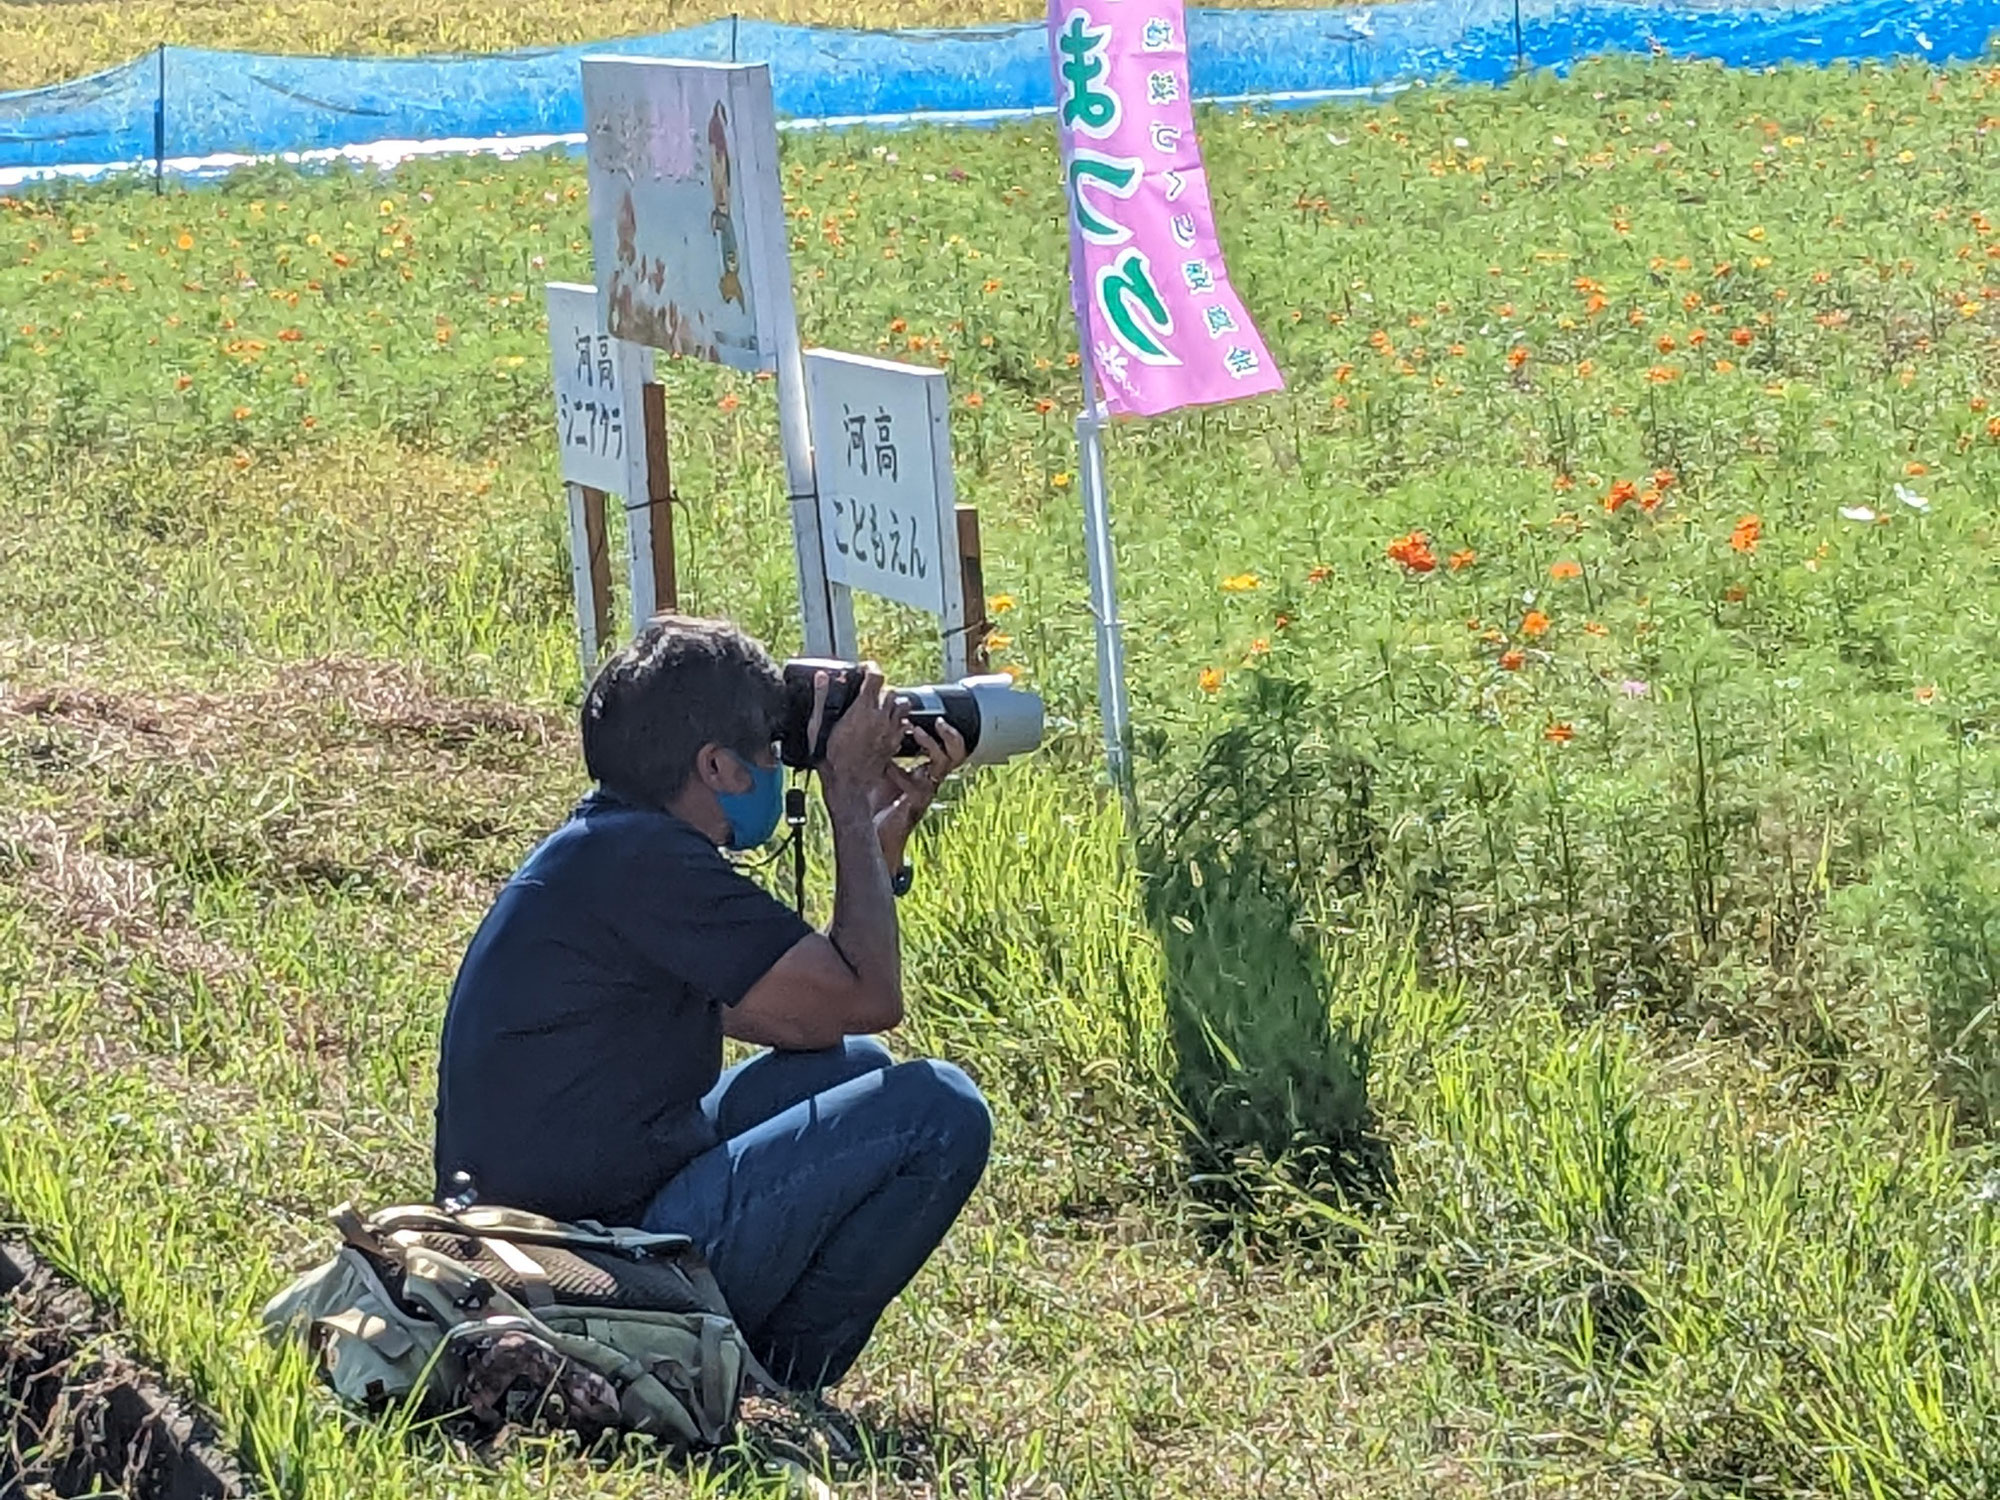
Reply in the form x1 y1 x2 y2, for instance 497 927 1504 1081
840 1035 896 1074
883 1058 992 1177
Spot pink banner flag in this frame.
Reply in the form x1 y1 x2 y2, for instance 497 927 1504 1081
1049 0 1284 418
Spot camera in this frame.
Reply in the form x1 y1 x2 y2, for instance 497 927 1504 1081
777 658 1045 771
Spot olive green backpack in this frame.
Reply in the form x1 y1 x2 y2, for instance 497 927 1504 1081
262 1202 766 1447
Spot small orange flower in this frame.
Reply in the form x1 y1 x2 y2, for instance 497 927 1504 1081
1035 398 1055 415
1647 365 1680 384
174 373 193 390
1249 638 1270 656
1689 328 1709 346
176 232 193 250
1521 610 1550 638
278 328 302 343
1553 474 1576 493
1065 352 1081 369
1652 468 1676 490
1387 531 1439 574
1715 358 1737 374
1730 514 1762 553
331 253 351 268
1544 722 1576 744
1657 335 1678 354
1499 649 1526 671
889 318 907 333
232 405 251 421
1905 460 1928 476
1275 612 1292 630
1448 549 1477 571
1550 559 1583 581
1916 684 1939 706
1724 584 1747 602
1607 478 1639 513
964 391 985 409
1730 327 1754 347
1307 564 1333 584
718 391 740 412
1199 666 1225 694
1972 397 1989 413
1584 621 1609 637
1576 359 1595 378
1640 487 1665 513
1507 346 1530 369
302 415 318 430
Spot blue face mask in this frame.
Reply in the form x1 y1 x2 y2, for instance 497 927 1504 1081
718 751 784 850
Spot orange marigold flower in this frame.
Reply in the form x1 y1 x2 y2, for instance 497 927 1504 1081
1972 397 1989 413
1544 722 1576 744
964 391 985 409
232 405 251 420
1724 584 1747 602
718 391 740 412
889 318 907 333
1386 531 1439 574
1988 416 2000 440
1584 621 1609 637
1730 327 1754 347
1249 638 1270 656
1689 328 1709 346
1607 478 1639 512
278 328 302 343
174 373 193 390
1448 549 1477 571
1035 398 1055 415
1507 346 1530 369
1576 359 1595 379
1652 468 1677 489
1916 684 1939 706
1640 487 1665 513
1647 365 1680 384
1905 460 1928 476
1715 358 1737 373
1730 514 1762 553
1550 559 1583 581
1307 564 1333 584
1657 335 1678 353
1553 473 1576 492
1521 610 1551 638
1199 666 1225 694
1499 649 1526 671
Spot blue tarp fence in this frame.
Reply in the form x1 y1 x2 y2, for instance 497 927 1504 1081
1 0 1994 174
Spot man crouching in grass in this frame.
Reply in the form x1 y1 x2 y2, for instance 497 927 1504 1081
432 615 989 1394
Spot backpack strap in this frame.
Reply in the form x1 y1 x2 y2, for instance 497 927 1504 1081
474 1236 555 1310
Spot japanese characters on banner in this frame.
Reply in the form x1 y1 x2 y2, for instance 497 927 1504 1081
1049 0 1284 417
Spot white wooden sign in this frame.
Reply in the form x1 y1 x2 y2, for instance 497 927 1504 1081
581 56 852 659
581 58 792 375
805 350 969 677
546 282 650 493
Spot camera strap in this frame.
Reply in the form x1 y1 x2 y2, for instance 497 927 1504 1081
786 783 809 916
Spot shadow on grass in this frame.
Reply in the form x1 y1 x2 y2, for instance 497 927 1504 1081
1136 673 1395 1247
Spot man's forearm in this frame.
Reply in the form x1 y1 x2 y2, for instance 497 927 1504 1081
824 792 902 1012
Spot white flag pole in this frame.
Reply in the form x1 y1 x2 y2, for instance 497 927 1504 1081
1075 381 1133 800
1060 166 1135 801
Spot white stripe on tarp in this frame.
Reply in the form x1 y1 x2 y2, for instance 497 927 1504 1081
0 82 1406 189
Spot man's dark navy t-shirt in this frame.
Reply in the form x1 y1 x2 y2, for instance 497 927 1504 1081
433 791 812 1225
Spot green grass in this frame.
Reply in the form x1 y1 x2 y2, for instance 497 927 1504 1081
6 52 2000 1498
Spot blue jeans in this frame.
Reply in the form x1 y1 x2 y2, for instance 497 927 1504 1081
640 1038 991 1391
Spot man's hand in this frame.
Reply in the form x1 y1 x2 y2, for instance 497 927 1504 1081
813 665 906 817
873 721 968 873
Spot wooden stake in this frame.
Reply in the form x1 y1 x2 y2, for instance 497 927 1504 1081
566 481 613 683
956 504 989 675
640 380 677 614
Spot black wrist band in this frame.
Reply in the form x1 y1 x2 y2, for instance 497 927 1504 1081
891 862 914 898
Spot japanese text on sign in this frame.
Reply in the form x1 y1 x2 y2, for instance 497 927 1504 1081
804 351 958 621
545 282 651 493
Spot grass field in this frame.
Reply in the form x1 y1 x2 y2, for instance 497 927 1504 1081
6 46 2000 1500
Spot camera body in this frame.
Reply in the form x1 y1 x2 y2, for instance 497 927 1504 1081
777 658 1045 771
